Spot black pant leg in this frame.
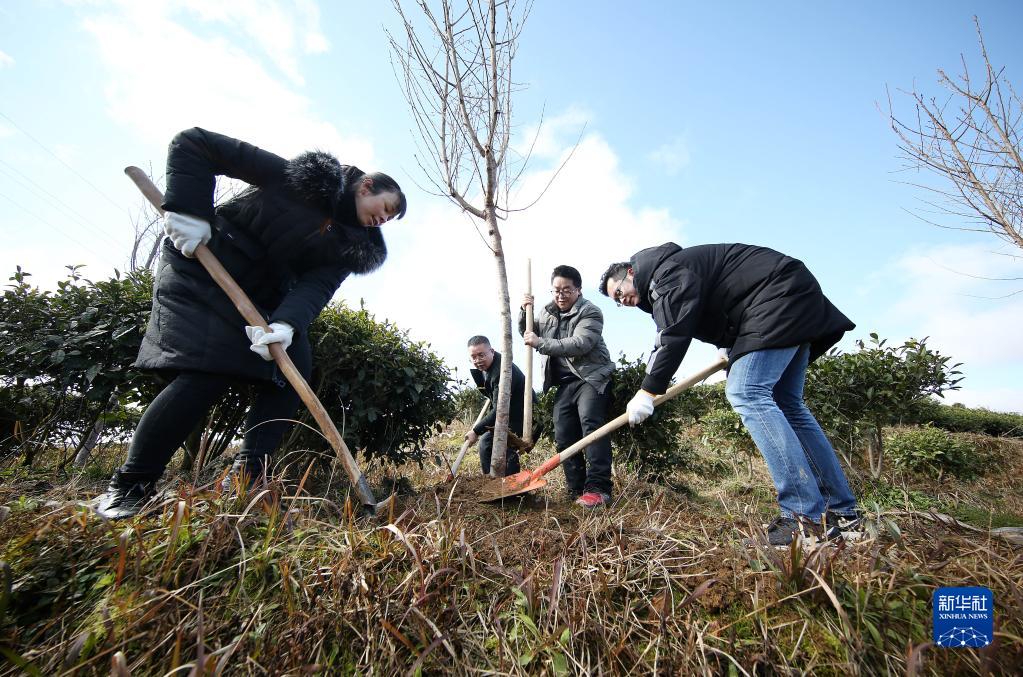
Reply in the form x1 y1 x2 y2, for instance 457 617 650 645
478 431 520 476
553 381 586 494
478 431 494 475
505 442 520 475
237 336 312 465
120 371 234 479
577 382 613 495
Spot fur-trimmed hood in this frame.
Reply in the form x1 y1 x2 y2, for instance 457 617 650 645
283 150 387 274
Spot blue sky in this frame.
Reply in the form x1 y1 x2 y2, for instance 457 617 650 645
1 1 1021 413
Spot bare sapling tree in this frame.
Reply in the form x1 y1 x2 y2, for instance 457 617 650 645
888 17 1023 254
128 206 163 272
389 0 543 476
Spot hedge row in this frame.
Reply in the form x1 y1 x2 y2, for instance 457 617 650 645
0 267 455 468
907 399 1022 438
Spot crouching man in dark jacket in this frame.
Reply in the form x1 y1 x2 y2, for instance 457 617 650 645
467 336 536 476
599 243 861 546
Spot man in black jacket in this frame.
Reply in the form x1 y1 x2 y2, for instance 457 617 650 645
467 336 536 476
599 243 861 546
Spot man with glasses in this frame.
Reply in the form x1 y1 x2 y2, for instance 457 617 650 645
598 243 861 547
520 265 615 508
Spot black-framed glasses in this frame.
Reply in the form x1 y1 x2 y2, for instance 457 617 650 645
610 279 626 307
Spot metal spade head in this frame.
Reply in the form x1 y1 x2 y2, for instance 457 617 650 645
365 493 397 517
479 471 548 503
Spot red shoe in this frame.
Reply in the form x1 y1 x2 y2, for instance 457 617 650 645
575 491 611 509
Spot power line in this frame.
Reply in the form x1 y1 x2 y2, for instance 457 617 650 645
0 109 127 211
0 189 124 272
0 160 126 252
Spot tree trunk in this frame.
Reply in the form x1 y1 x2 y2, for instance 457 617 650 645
487 209 513 477
867 425 884 479
73 391 119 468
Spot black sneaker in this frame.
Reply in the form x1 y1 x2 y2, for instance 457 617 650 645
765 516 804 547
825 510 866 539
95 471 157 520
748 516 836 548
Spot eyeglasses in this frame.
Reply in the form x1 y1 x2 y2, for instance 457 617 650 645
610 278 626 307
551 287 578 298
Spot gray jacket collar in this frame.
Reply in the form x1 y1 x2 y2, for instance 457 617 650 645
544 296 589 318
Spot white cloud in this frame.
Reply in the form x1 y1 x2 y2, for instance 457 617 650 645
176 0 329 84
647 136 691 175
338 119 688 388
862 242 1023 413
0 49 14 68
880 244 1023 366
78 1 371 163
295 0 329 54
515 106 593 160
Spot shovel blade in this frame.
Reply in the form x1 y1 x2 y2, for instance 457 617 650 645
479 471 547 503
365 493 397 517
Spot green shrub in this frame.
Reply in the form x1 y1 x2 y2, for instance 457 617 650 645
805 334 962 477
857 480 937 511
451 385 486 424
700 407 758 475
0 266 157 464
1 268 457 469
532 387 556 445
288 303 456 465
608 355 695 479
674 382 729 423
908 399 1023 438
885 425 980 480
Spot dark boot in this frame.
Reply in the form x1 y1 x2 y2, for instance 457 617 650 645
95 471 158 520
220 456 267 494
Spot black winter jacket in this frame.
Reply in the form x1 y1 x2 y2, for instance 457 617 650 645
632 243 854 394
469 351 537 436
134 127 387 382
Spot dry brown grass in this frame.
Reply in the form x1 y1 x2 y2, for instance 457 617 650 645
0 428 1021 675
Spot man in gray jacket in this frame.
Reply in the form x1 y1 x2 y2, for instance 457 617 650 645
520 265 615 508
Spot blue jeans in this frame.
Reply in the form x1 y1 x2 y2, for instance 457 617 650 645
725 344 858 520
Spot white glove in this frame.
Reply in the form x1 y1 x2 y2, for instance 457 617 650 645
245 322 294 361
626 390 656 426
163 211 212 258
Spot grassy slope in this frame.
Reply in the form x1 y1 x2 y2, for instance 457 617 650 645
0 428 1021 676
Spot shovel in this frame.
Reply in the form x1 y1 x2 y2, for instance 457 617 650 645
447 398 491 480
124 166 394 516
480 357 728 502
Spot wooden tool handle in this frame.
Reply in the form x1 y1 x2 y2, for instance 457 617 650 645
530 358 729 481
124 166 381 508
523 258 534 443
450 399 491 477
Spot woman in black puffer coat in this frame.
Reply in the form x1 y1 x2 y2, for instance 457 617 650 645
97 128 406 519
